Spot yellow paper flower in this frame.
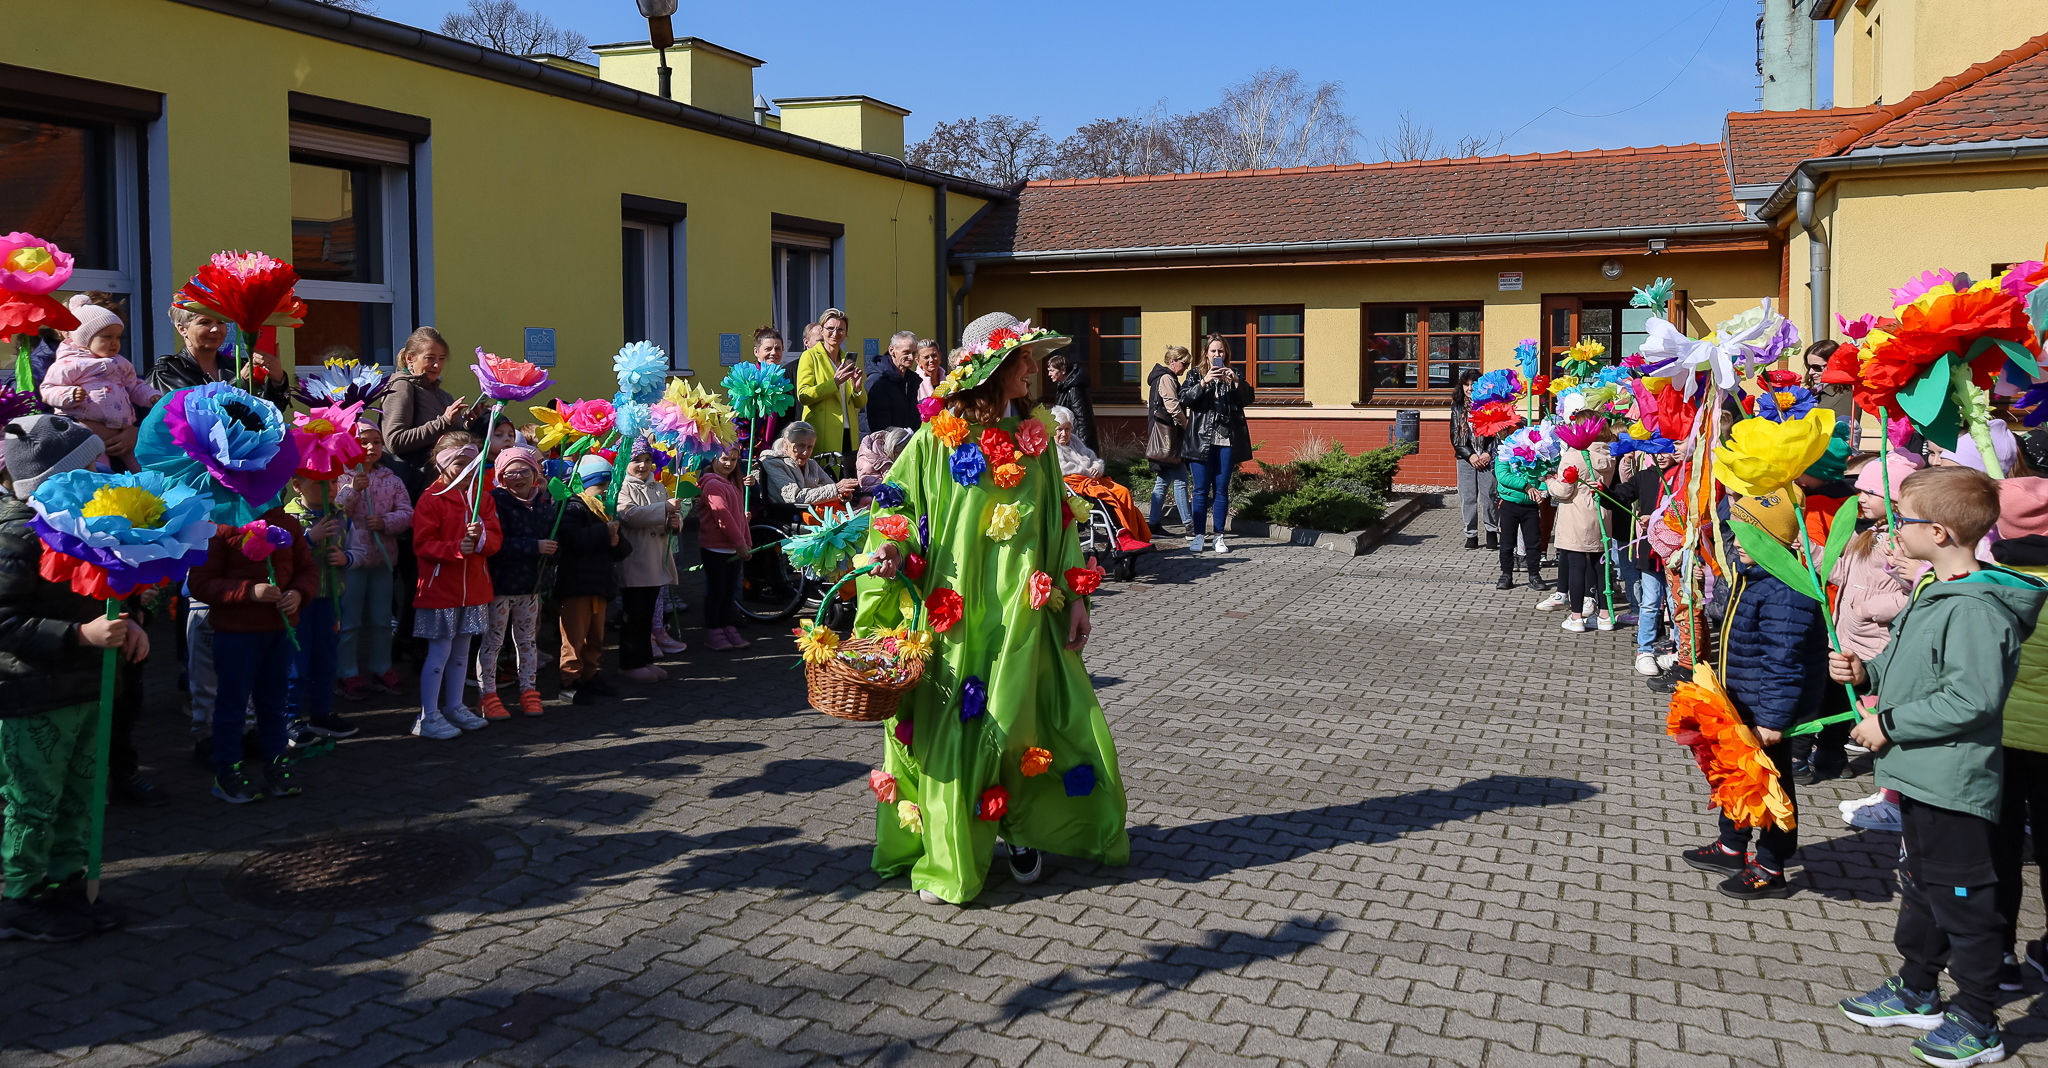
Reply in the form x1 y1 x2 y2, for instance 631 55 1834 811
897 801 923 834
1066 497 1091 524
1568 338 1606 363
1715 408 1836 497
529 404 575 452
82 485 168 529
793 620 840 665
1547 375 1578 396
986 501 1023 541
931 411 969 449
894 629 934 661
1626 421 1651 440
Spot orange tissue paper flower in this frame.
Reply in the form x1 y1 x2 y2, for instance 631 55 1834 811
1666 665 1795 832
930 411 969 449
1021 747 1052 777
993 462 1025 489
873 513 912 542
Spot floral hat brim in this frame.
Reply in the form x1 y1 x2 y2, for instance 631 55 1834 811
934 312 1071 400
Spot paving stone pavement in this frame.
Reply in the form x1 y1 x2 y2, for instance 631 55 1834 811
5 504 2047 1067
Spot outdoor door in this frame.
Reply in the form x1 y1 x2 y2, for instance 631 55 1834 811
1541 291 1684 375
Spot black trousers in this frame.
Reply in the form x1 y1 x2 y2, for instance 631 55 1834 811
1898 795 2004 1025
1994 746 2048 951
1559 549 1595 614
1498 501 1541 577
620 586 659 669
1718 738 1799 870
701 550 739 630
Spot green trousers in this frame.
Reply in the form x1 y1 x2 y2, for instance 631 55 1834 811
0 703 98 898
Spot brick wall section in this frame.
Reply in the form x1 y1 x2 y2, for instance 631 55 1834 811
1100 415 1459 485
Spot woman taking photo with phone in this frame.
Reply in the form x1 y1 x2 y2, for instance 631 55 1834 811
1180 333 1254 554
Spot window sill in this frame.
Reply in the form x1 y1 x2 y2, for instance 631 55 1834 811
1358 391 1453 408
1247 396 1310 408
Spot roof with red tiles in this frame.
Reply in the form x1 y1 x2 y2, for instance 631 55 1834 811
1723 107 1880 187
953 144 1751 258
1825 32 2048 153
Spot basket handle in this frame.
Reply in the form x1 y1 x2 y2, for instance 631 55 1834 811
816 560 925 629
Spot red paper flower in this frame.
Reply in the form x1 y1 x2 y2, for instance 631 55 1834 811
1757 369 1801 390
1014 418 1049 456
904 553 927 581
1529 375 1551 396
1064 565 1103 596
1028 570 1053 608
0 291 78 344
868 769 898 804
979 428 1016 467
1468 401 1522 439
874 513 912 542
176 250 306 338
976 785 1009 822
926 587 963 632
984 326 1019 351
1559 466 1580 485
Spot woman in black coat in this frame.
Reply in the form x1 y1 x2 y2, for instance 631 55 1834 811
1180 334 1254 554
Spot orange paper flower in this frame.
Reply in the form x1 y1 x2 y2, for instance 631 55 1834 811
1021 747 1052 776
992 462 1025 489
1666 666 1795 832
873 513 912 542
930 411 969 449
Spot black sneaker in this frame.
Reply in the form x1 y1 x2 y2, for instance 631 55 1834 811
1485 532 1497 550
1648 665 1686 694
0 890 91 942
583 675 619 698
263 756 303 799
212 763 263 805
1496 573 1516 591
1528 575 1551 592
2027 939 2048 985
2000 953 2025 992
189 736 211 770
1797 761 1842 787
1464 535 1479 550
45 873 126 933
1683 842 1747 875
1007 844 1044 885
110 772 167 806
305 717 359 740
1719 863 1793 900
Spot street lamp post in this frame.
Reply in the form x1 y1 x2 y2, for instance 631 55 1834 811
636 0 679 99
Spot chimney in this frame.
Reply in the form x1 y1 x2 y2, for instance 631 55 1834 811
772 96 910 158
754 94 771 126
1758 0 1818 110
592 38 764 120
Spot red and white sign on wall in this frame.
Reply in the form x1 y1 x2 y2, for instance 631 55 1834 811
1497 272 1523 291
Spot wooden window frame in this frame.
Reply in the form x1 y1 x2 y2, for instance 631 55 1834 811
1541 290 1686 377
1193 305 1306 401
1042 307 1142 403
1360 302 1484 407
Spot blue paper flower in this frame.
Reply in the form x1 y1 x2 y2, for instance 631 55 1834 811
949 443 988 487
612 396 653 441
1471 369 1523 407
1515 339 1542 380
614 341 669 405
1630 277 1676 311
1755 385 1817 423
1062 764 1096 798
1610 433 1677 459
136 383 298 525
873 482 908 508
959 676 987 722
720 361 797 421
27 470 218 598
918 513 930 549
294 359 391 408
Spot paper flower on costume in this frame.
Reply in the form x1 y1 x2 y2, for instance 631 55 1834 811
896 801 923 835
136 383 299 524
1667 666 1794 831
293 359 391 408
869 770 898 804
783 508 872 571
985 500 1023 540
1066 497 1091 526
1063 764 1096 798
1028 570 1054 609
1021 748 1052 777
979 428 1017 467
613 342 669 404
792 619 840 665
872 482 907 508
873 513 912 542
993 462 1025 489
473 349 552 402
1065 565 1104 597
1015 418 1049 457
27 470 217 599
290 402 368 480
893 719 913 747
930 411 970 449
174 250 305 338
960 676 987 722
926 587 963 632
977 785 1008 822
951 443 989 487
720 361 796 421
1754 385 1817 423
904 553 927 581
917 395 945 421
1468 401 1523 438
1714 407 1835 497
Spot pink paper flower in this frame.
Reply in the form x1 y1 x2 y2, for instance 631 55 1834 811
868 769 897 804
291 402 369 480
1014 418 1049 457
1028 570 1053 609
0 233 74 295
233 519 293 562
917 395 944 421
1836 313 1878 341
472 348 553 402
565 399 616 437
1888 268 1955 309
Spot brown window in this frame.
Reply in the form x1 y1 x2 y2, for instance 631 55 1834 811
1364 304 1482 398
1043 308 1142 402
1194 306 1304 397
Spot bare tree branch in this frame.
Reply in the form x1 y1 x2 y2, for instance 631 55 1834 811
907 115 1057 186
313 0 377 11
1378 109 1505 162
1212 67 1357 170
440 0 591 59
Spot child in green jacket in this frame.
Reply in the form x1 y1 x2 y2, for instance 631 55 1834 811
1832 466 2048 1067
1492 454 1550 593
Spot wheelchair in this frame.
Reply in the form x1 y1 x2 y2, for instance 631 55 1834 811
735 497 858 630
1071 486 1150 582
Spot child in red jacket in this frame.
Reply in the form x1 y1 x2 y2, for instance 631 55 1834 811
411 432 502 739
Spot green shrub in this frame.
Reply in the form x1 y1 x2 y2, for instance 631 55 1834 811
1266 483 1386 532
1105 455 1155 501
1291 442 1414 497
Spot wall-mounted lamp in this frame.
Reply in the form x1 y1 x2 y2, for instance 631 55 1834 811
635 0 679 99
1647 237 1668 255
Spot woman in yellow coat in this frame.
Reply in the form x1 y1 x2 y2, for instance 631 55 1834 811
796 308 867 471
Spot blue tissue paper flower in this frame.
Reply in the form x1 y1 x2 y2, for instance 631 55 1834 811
1063 764 1096 798
949 443 988 487
959 676 987 722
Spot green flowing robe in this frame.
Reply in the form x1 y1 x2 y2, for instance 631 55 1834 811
855 412 1130 903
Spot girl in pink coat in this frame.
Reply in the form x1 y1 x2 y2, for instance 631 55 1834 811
40 295 159 471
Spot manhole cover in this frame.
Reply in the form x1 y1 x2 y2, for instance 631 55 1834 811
226 831 491 911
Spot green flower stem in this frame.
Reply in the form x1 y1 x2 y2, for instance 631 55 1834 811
14 336 32 392
85 598 117 903
1784 519 1861 738
267 558 301 651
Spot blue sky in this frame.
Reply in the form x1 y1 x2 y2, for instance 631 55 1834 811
368 0 1829 157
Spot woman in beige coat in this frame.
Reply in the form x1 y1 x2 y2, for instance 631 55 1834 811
1542 441 1614 632
614 441 681 682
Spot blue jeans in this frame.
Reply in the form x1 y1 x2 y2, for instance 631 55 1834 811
1608 543 1640 612
212 628 293 776
337 564 395 678
294 595 339 725
1187 446 1234 536
1150 461 1192 527
1635 568 1667 655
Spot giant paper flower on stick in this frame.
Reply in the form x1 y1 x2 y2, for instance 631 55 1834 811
291 402 369 480
1667 665 1795 832
0 232 74 295
27 470 217 599
1714 407 1835 497
1555 416 1604 451
293 358 390 408
1470 368 1523 407
473 348 553 402
720 361 796 422
614 341 669 404
1468 401 1522 438
174 250 305 338
783 508 871 571
136 383 299 524
661 379 736 457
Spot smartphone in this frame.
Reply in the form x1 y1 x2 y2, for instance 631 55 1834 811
1210 355 1225 369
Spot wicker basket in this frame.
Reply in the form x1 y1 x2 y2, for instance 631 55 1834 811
806 636 927 721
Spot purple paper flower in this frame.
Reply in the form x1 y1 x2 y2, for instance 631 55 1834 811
949 443 987 487
873 482 907 508
472 348 554 402
135 383 299 524
893 719 913 748
1063 764 1096 798
960 676 987 722
918 513 930 550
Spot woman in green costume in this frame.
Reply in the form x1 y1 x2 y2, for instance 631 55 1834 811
859 311 1130 905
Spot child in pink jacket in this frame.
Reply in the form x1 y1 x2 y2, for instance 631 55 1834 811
698 448 754 651
332 420 414 698
40 295 159 471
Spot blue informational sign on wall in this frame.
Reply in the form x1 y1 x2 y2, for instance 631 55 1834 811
864 337 879 359
718 333 743 366
524 328 557 368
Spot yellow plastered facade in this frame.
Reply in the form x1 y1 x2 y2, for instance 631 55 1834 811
1828 0 2047 107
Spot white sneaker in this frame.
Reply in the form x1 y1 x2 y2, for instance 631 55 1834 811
1561 615 1587 633
412 710 461 740
1596 611 1615 632
1838 791 1885 822
1536 592 1567 611
1211 535 1229 553
443 705 489 731
1656 652 1680 670
1844 740 1872 756
1189 534 1205 553
1635 653 1661 676
1847 799 1902 833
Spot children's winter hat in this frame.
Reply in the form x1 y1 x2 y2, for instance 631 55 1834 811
1853 449 1924 500
64 294 122 352
4 413 108 494
575 453 613 488
1730 490 1801 546
496 444 541 477
1998 477 2048 539
1937 418 2019 475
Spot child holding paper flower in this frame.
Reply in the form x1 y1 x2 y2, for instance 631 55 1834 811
333 419 411 699
481 444 550 718
1540 441 1613 631
615 439 681 681
282 474 349 742
411 431 501 739
697 447 753 651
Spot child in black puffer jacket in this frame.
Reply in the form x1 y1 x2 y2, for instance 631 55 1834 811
480 445 551 719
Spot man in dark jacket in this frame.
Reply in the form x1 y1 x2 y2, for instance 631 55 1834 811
1682 490 1827 901
0 415 150 942
863 331 921 435
1048 353 1098 452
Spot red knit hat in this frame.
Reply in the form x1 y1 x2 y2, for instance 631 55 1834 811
1998 477 2048 539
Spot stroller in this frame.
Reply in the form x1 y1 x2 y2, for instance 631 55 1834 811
1069 484 1152 581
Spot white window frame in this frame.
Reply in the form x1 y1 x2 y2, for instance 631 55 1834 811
6 119 147 363
622 217 687 373
289 124 416 366
772 229 836 343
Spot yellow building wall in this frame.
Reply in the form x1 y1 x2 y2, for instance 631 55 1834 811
21 0 951 404
966 250 1777 413
1830 0 2047 106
